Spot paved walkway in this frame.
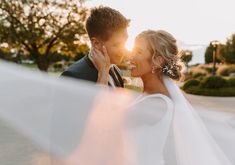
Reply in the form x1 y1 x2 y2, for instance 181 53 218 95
184 93 235 114
184 94 235 163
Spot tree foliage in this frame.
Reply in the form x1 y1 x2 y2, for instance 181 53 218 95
0 0 89 71
181 50 192 64
204 43 221 64
219 34 235 64
180 50 192 72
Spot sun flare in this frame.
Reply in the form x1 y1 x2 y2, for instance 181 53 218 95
125 28 137 51
125 39 134 51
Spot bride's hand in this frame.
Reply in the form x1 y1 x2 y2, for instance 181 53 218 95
91 46 110 72
90 46 110 85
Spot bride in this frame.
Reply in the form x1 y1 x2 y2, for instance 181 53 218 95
72 29 234 165
0 30 234 165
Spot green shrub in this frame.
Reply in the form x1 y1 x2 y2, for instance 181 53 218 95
228 77 235 87
182 79 200 90
204 67 215 74
197 76 205 81
184 86 235 97
200 76 228 88
193 72 206 79
181 75 235 96
190 64 211 76
217 65 235 76
182 73 193 82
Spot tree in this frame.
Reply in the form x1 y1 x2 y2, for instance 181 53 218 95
0 0 89 71
180 50 192 73
219 34 235 64
0 43 13 61
204 43 221 64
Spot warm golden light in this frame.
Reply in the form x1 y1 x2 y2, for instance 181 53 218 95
125 28 136 51
125 39 134 51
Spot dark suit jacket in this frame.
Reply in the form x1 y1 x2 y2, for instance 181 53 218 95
61 55 124 88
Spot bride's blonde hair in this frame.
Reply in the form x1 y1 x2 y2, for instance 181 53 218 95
137 30 182 80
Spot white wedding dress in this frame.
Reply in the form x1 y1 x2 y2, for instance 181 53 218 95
0 60 234 165
123 93 174 165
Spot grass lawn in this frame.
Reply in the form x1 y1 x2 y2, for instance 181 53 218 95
21 63 38 69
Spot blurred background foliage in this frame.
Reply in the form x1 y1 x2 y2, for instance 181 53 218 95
0 0 89 71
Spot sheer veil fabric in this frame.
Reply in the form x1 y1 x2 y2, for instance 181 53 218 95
164 77 234 165
0 61 234 165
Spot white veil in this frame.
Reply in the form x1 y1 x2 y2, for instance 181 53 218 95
164 77 235 165
0 60 235 165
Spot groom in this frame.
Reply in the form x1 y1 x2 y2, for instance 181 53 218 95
61 6 129 88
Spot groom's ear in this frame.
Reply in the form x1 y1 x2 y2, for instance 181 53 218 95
91 37 102 51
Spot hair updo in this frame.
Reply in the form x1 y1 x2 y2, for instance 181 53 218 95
137 30 182 80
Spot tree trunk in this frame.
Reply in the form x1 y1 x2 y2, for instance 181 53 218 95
30 48 50 72
37 62 49 72
36 56 49 72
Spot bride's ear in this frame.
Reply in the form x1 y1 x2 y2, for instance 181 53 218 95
153 55 165 68
158 56 165 66
91 37 102 51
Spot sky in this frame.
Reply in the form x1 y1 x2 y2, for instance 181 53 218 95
86 0 235 50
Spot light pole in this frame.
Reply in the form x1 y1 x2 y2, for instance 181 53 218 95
185 51 191 73
211 40 220 76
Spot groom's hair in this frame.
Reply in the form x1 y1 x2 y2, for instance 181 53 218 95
85 6 130 41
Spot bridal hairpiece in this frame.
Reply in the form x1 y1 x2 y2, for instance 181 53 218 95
162 60 178 77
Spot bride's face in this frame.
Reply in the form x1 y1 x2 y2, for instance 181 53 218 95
130 37 153 77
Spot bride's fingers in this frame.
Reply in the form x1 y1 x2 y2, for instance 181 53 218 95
93 47 104 57
91 47 110 65
90 50 98 62
92 49 105 65
102 45 108 57
102 45 110 61
90 47 97 59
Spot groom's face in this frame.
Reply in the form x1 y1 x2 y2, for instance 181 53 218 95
93 29 128 64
